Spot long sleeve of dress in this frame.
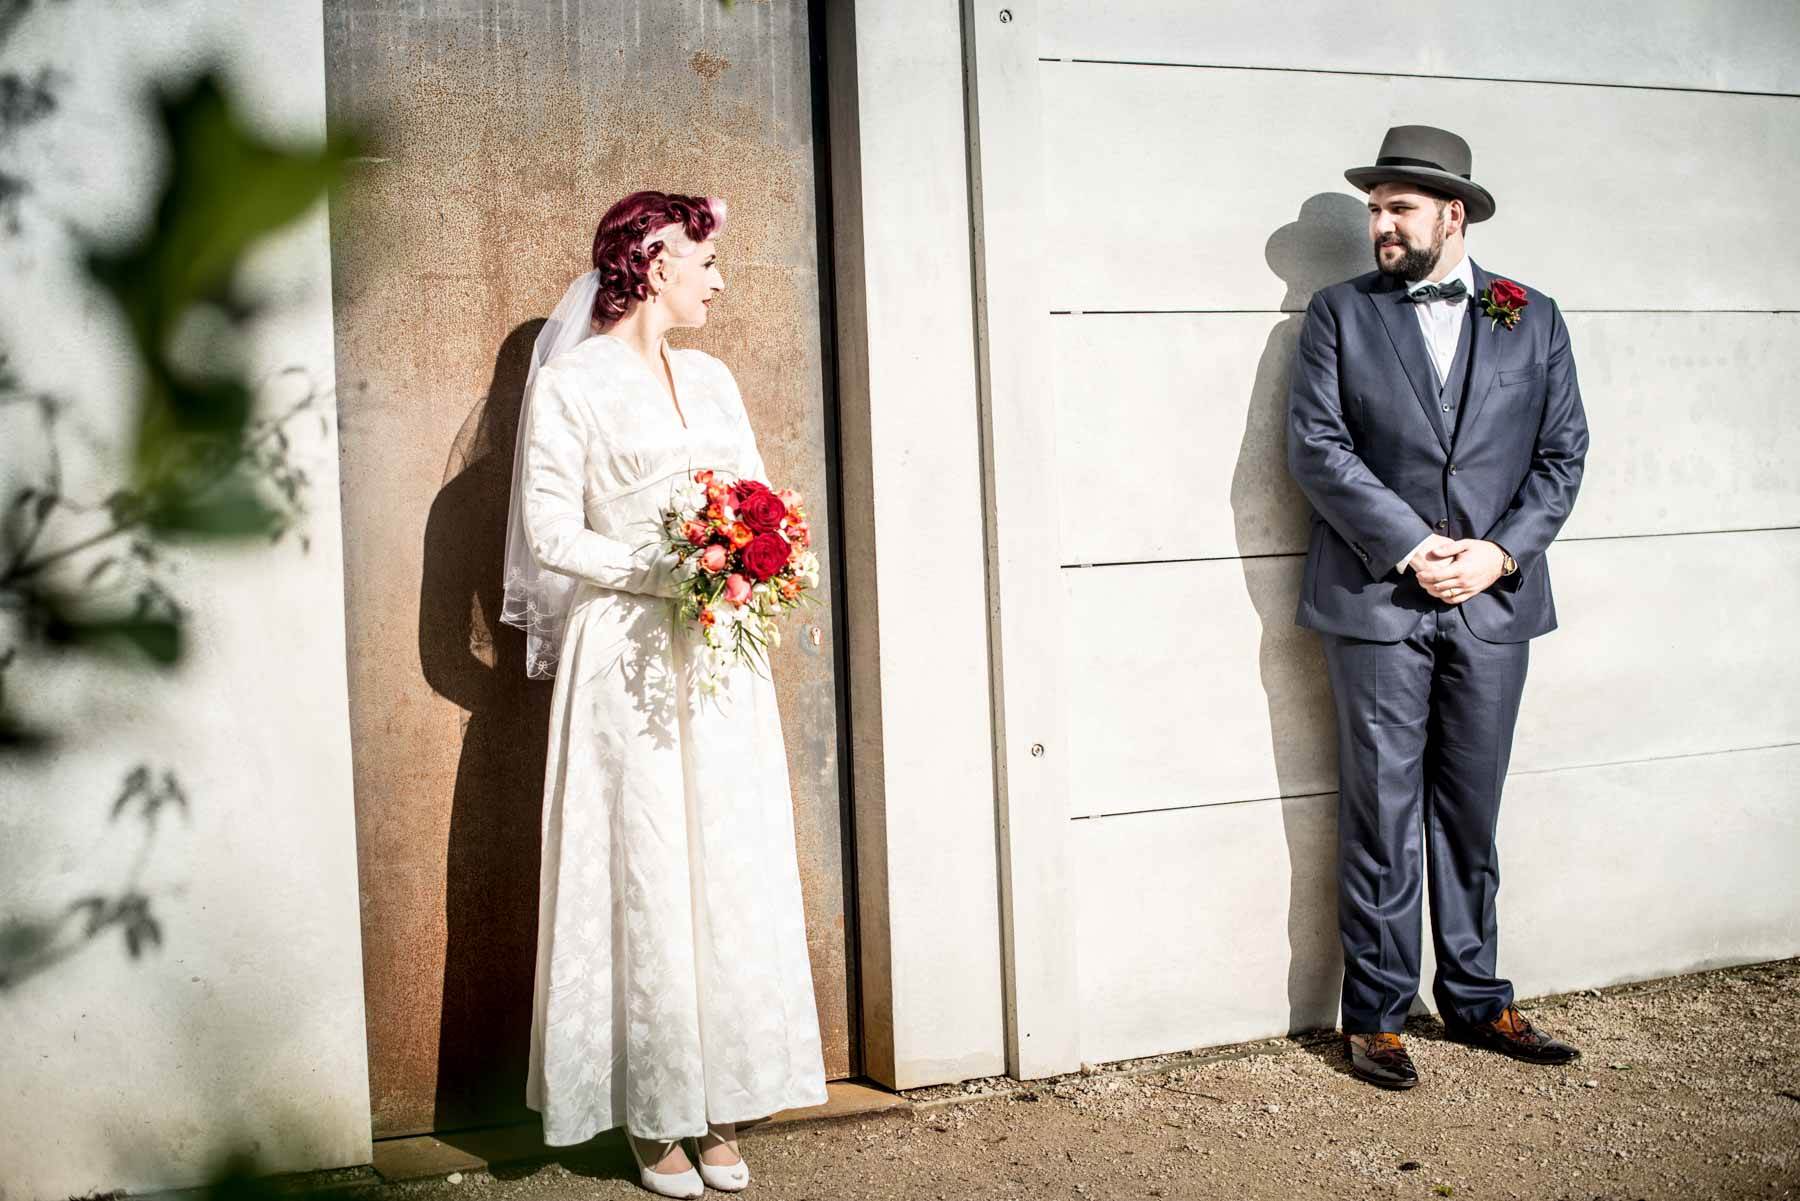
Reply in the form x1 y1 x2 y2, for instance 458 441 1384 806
522 365 677 597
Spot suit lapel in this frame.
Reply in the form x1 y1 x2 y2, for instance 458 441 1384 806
1458 261 1502 441
1368 277 1451 454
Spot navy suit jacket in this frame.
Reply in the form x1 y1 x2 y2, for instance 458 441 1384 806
1286 262 1588 644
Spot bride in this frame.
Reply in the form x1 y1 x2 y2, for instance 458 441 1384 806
501 191 828 1197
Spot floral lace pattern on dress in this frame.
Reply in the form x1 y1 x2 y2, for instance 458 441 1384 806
520 336 828 1144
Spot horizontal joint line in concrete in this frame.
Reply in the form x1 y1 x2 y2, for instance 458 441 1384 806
1060 525 1800 571
1072 791 1335 820
1506 741 1800 780
1063 550 1301 569
1044 57 1800 101
1048 309 1800 317
1069 741 1800 822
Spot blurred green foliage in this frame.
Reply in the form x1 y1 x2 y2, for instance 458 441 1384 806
96 75 355 539
0 764 186 990
0 69 358 749
0 0 62 230
0 0 359 992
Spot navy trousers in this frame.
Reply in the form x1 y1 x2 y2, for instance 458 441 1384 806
1320 608 1528 1034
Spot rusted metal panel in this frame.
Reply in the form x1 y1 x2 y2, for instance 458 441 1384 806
322 0 851 1138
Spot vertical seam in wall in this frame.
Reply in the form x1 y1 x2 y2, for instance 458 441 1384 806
819 0 895 1085
806 0 864 1082
956 0 1023 1077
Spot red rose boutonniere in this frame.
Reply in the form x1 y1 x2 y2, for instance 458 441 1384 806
1479 278 1528 331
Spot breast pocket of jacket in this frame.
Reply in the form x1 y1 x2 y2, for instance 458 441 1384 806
1497 364 1546 390
1494 364 1548 415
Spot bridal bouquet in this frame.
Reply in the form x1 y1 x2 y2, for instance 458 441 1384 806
659 468 821 694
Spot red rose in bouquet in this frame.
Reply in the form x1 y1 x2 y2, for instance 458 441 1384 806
741 531 793 581
660 469 822 695
738 488 788 534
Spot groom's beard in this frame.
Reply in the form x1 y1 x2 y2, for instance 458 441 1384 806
1374 230 1445 283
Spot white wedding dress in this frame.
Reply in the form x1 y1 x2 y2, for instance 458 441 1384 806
519 333 827 1145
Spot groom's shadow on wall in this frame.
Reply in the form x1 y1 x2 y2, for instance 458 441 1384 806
419 320 555 1133
1227 192 1369 1053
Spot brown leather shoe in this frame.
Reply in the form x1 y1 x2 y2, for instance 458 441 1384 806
1346 1032 1419 1090
1442 1005 1580 1065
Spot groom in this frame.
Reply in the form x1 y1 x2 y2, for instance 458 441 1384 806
1286 125 1588 1090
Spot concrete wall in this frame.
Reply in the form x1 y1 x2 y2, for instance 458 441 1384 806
0 2 369 1198
1024 2 1800 1064
832 0 1800 1080
824 0 1009 1088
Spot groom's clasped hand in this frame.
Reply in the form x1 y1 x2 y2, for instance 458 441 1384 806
1407 536 1507 605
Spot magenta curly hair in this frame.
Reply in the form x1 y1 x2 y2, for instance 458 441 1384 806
590 190 728 326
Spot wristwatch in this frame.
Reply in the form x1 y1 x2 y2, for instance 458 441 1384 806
1498 547 1518 576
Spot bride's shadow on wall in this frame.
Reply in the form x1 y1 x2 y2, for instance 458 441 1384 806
1228 192 1370 1041
419 320 554 1132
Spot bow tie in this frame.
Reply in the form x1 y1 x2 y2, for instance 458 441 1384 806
1405 279 1469 304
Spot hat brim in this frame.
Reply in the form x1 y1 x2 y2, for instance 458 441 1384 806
1345 165 1496 224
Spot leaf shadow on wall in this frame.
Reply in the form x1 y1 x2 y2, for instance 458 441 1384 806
419 319 554 1131
1229 191 1370 1046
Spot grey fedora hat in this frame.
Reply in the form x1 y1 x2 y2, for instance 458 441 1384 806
1345 124 1497 223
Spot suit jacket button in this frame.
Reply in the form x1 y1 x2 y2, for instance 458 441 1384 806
1449 464 1459 475
1435 519 1448 530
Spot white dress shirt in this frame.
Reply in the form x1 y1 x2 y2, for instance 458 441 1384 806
1396 251 1475 574
1410 250 1474 386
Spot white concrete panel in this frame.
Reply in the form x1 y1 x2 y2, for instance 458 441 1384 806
1564 313 1800 541
827 0 1007 1088
1041 61 1800 313
1052 312 1800 565
1065 530 1800 818
1064 556 1338 816
0 3 369 1198
1074 744 1800 1065
965 0 1082 1079
1074 790 1343 1061
1041 0 1800 95
1515 531 1800 773
1052 311 1311 565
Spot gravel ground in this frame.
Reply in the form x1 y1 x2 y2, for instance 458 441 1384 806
365 960 1800 1201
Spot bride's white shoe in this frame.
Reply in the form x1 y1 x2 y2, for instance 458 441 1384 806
625 1134 704 1199
694 1124 750 1193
